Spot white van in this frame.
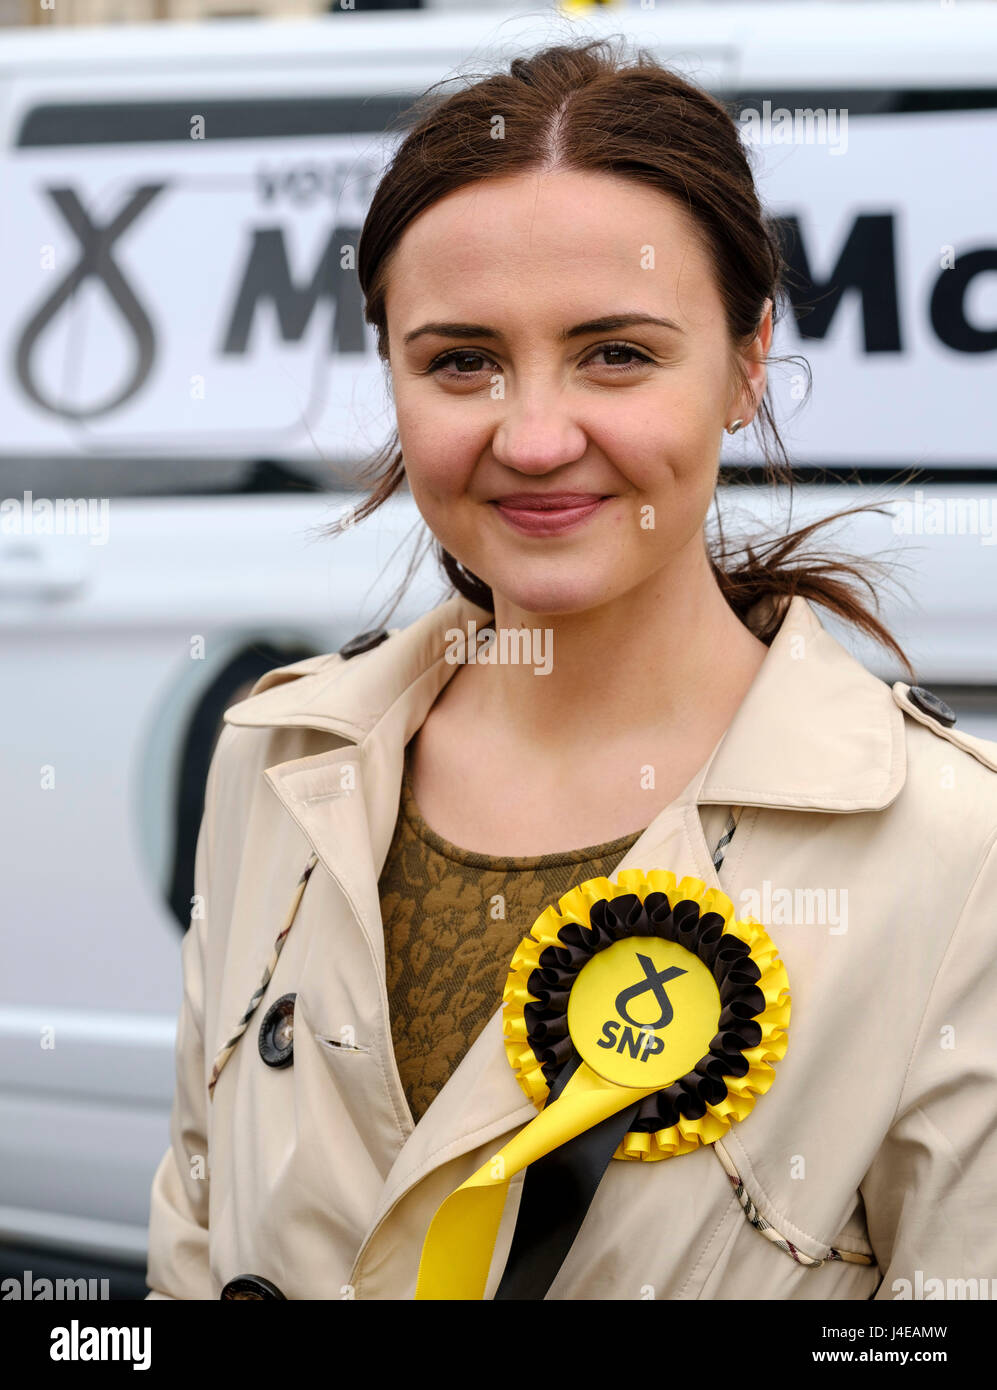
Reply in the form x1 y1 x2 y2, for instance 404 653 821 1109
1 3 995 1296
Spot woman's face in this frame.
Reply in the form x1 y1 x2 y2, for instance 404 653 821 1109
384 169 769 617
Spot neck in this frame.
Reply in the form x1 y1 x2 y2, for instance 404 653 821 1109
451 545 770 760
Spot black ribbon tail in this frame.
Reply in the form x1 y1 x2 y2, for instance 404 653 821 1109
493 1056 642 1300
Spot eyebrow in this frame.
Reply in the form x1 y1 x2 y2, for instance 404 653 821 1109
401 312 685 347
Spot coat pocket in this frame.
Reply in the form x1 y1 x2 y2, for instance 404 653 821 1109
294 988 413 1165
314 1033 371 1056
697 1137 880 1298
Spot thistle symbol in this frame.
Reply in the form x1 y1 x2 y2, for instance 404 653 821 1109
614 954 687 1030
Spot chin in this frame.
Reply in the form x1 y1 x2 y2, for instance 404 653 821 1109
485 570 617 619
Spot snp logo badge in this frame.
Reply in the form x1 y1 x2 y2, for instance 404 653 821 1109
596 954 686 1063
567 935 722 1088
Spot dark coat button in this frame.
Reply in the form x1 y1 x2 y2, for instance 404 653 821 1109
339 628 388 659
908 685 957 727
258 992 296 1068
220 1274 286 1300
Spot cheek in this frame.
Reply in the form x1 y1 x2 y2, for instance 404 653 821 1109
607 397 718 493
626 351 725 439
396 426 461 505
393 390 481 500
600 392 720 545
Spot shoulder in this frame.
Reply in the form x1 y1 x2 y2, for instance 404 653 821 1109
892 681 997 777
236 626 393 701
204 626 396 832
223 625 395 721
890 680 997 864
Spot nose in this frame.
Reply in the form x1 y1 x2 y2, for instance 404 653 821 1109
490 390 589 477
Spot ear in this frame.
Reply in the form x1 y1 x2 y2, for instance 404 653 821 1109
733 298 773 424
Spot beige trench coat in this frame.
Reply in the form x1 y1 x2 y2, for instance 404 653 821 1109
146 591 997 1300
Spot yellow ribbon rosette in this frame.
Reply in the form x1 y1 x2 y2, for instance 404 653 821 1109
415 868 791 1299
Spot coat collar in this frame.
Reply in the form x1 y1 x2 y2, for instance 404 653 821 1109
223 588 907 819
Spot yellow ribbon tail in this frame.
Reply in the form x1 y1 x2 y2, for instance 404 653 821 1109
414 1062 659 1300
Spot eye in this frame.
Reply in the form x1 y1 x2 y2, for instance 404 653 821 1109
587 342 655 372
427 341 655 379
427 349 498 379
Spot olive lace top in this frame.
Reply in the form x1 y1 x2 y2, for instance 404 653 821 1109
377 736 648 1124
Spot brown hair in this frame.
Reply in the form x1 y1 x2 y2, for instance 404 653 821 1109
328 36 916 676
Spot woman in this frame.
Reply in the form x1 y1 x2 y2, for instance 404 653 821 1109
146 39 997 1300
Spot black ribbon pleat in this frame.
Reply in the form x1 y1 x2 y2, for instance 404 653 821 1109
493 1055 642 1300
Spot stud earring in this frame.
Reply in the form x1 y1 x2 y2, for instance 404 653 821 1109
725 418 745 435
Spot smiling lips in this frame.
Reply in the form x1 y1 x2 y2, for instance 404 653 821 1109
494 492 605 509
491 492 609 536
